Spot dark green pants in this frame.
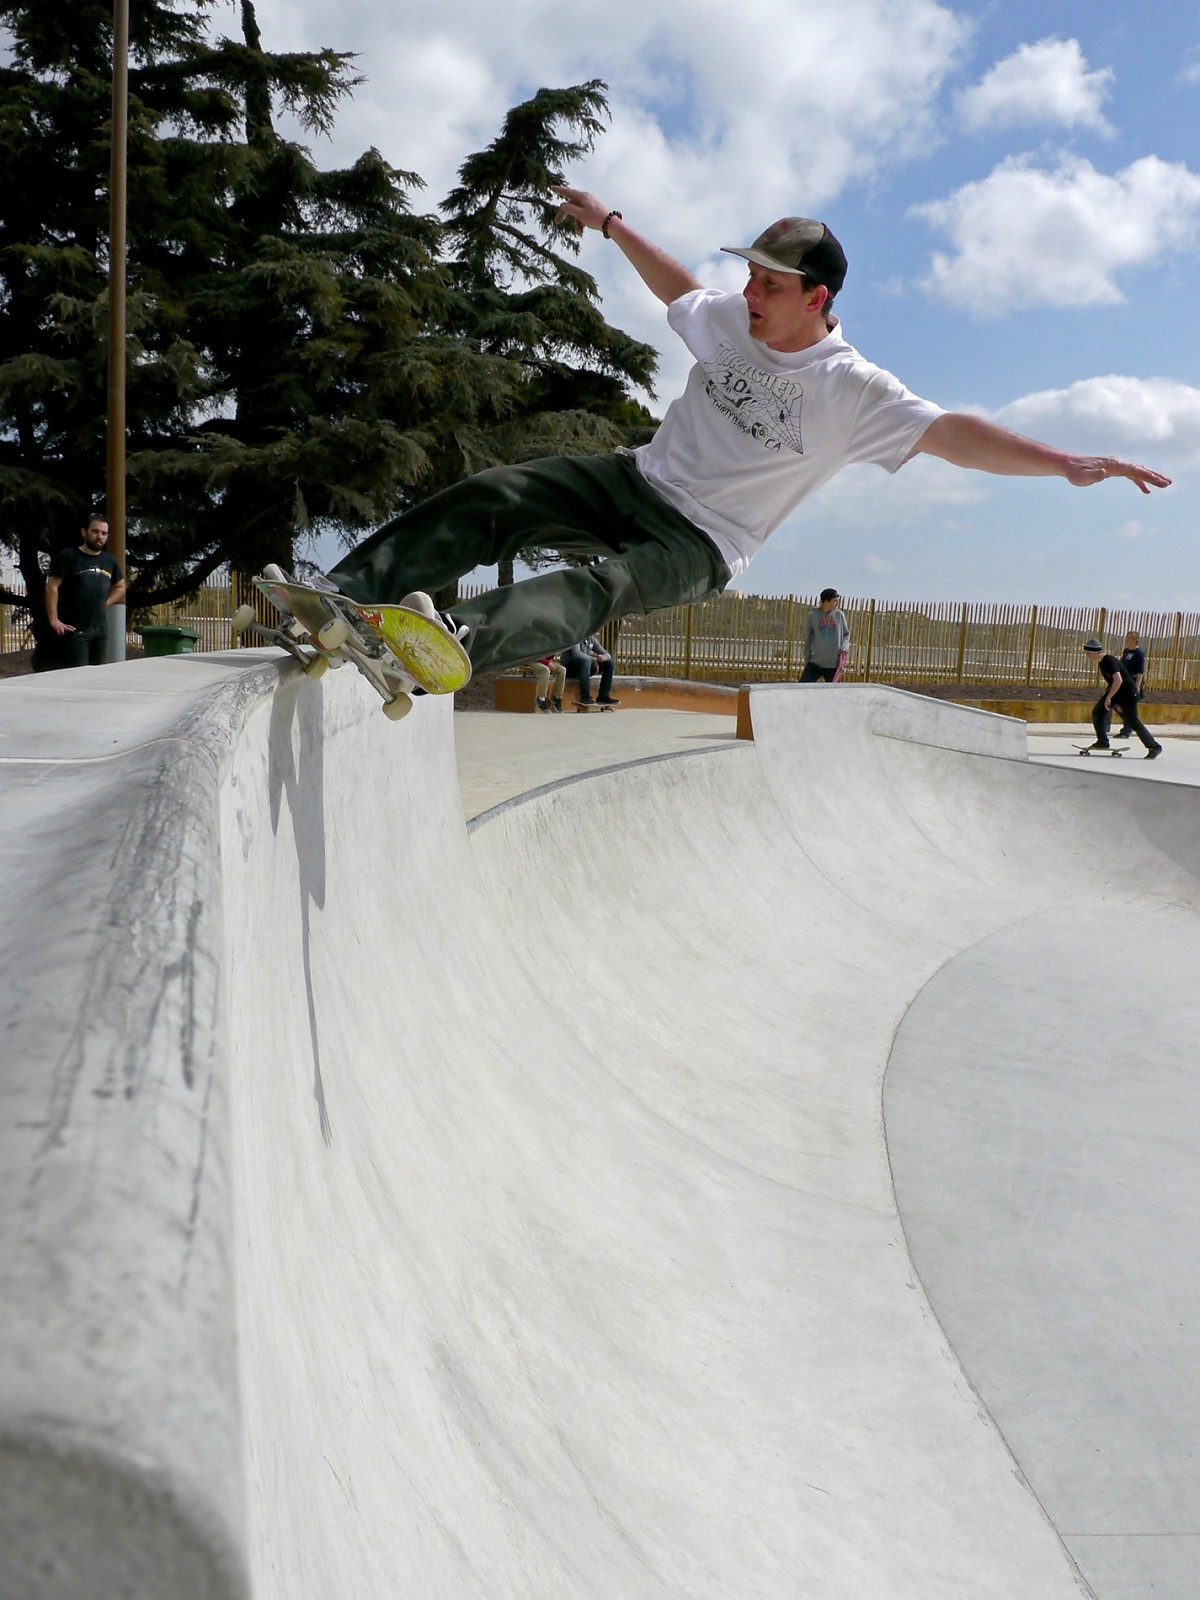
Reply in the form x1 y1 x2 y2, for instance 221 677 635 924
328 453 731 677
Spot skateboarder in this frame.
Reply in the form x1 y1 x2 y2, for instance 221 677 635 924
324 193 1171 679
1082 638 1161 758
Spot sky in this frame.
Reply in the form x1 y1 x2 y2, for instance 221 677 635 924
242 1 1199 607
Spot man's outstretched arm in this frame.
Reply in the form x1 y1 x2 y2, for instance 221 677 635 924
914 413 1171 495
552 185 702 306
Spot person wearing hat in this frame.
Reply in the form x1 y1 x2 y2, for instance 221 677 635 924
801 588 851 682
322 192 1172 681
1082 638 1161 758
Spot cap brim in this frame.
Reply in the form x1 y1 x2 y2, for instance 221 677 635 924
720 246 808 276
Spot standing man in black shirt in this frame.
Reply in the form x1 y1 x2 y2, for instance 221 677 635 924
1082 637 1161 759
43 512 125 669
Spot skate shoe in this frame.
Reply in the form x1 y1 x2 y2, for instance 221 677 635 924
400 590 470 647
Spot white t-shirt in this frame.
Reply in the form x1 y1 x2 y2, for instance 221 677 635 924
634 288 944 578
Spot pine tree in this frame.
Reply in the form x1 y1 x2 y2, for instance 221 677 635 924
437 82 658 493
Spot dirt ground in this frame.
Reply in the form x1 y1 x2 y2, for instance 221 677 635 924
451 672 502 711
0 649 34 678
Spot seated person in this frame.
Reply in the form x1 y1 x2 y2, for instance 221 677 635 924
529 654 566 712
560 637 619 706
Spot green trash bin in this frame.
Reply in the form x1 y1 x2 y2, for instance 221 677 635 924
136 624 200 657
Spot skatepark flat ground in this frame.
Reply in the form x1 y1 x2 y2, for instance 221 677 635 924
451 706 740 818
451 706 1200 817
3 656 1199 1600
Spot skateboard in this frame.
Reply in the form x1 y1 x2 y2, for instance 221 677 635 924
1075 744 1125 758
576 701 618 713
232 571 471 720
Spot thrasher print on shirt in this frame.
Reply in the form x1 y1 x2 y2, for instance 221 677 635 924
702 345 804 455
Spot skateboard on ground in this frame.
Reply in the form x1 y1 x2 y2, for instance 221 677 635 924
1075 744 1125 758
232 571 471 720
575 701 619 713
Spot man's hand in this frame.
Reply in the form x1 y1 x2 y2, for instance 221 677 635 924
49 618 75 636
549 184 702 306
1062 456 1173 494
551 185 610 234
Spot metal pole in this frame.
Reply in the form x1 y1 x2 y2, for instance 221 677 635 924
106 0 129 662
1024 603 1038 686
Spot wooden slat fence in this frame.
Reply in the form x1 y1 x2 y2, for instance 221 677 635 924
0 571 276 655
612 592 1200 692
3 574 1200 691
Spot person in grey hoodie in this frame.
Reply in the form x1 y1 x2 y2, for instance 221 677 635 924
801 588 850 682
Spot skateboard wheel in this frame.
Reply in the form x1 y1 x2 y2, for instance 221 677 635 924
382 690 413 721
304 654 330 680
230 604 256 636
318 615 351 651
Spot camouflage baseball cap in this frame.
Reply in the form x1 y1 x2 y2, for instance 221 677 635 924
721 217 848 293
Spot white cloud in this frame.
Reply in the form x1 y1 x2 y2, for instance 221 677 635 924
1112 520 1154 539
911 154 1200 315
229 0 975 407
996 375 1200 473
241 0 970 219
957 37 1114 135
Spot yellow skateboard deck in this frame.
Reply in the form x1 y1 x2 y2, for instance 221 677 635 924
362 600 472 695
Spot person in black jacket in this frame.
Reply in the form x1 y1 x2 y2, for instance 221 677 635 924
1082 638 1161 758
1114 630 1147 739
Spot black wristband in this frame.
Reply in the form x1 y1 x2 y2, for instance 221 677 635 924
601 209 622 239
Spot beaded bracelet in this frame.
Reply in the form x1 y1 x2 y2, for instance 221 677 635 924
601 209 622 239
